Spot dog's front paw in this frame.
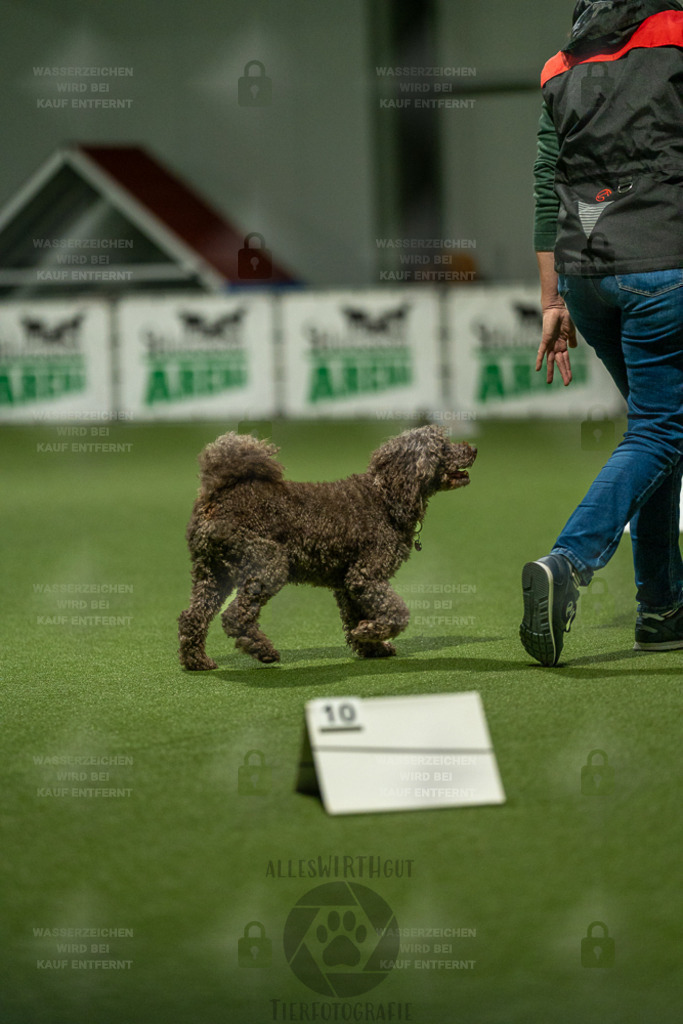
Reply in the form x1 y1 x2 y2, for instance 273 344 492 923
350 620 392 643
235 636 281 664
257 649 281 664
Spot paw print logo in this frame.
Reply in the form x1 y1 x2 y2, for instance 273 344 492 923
283 882 399 997
317 910 368 967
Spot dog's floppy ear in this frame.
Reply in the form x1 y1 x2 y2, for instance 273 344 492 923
368 426 446 518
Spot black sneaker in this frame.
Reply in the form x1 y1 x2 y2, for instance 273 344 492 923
520 554 580 666
633 606 683 651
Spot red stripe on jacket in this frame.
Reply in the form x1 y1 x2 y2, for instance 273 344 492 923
541 9 683 86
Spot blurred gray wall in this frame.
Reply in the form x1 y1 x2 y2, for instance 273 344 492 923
436 0 573 281
1 0 574 287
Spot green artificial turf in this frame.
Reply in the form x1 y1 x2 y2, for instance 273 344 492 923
0 418 681 1024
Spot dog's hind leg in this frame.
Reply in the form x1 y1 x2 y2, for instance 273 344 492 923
221 541 288 663
334 588 397 658
344 572 410 654
178 561 234 670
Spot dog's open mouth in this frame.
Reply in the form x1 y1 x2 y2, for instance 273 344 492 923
444 469 470 488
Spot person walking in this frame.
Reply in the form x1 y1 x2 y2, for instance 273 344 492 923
520 0 683 665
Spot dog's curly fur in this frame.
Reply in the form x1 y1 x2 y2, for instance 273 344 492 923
178 425 477 668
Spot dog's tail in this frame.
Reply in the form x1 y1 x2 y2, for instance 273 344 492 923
198 431 284 498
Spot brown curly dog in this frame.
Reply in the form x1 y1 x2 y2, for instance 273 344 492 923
178 425 477 668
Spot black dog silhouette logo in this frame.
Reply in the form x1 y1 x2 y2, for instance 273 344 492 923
283 882 400 997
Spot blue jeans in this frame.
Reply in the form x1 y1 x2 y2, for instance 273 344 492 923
552 269 683 613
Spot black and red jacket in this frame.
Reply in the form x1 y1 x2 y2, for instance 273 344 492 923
541 0 683 275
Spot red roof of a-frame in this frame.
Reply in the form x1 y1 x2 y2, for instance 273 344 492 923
77 145 296 284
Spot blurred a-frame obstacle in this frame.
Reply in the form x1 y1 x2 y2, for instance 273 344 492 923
0 144 295 297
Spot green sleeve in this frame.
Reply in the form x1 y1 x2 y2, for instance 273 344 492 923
533 102 560 252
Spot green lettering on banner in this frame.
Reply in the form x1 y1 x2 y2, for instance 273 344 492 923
179 366 195 397
343 360 359 395
0 358 86 406
146 368 172 404
145 351 247 406
478 362 505 402
0 373 13 404
512 360 531 394
477 349 588 403
309 364 335 402
21 373 38 401
308 347 412 404
223 362 247 389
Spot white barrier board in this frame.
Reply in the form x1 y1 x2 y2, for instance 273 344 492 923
281 290 441 417
447 286 624 418
117 294 275 420
0 300 110 421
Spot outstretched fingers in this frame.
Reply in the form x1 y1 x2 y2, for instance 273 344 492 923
536 307 577 386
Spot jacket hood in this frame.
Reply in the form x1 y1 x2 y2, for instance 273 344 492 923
566 0 683 54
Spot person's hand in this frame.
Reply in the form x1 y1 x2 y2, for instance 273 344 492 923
536 304 577 386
